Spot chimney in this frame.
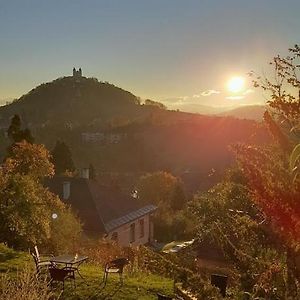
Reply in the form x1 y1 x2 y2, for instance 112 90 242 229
63 181 70 200
81 168 89 179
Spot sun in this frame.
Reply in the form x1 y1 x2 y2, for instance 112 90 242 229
227 76 245 93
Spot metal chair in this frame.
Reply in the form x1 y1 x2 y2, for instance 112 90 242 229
211 273 228 297
102 257 129 286
33 245 53 267
49 265 75 291
31 252 53 277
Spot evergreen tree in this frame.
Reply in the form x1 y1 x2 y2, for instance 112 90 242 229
51 141 75 175
7 114 21 141
7 114 34 144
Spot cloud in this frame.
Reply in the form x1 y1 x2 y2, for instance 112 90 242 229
225 89 254 101
181 96 189 101
243 89 255 95
226 96 245 100
201 89 221 97
192 94 201 98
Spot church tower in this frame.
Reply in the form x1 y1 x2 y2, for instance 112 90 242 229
72 67 82 78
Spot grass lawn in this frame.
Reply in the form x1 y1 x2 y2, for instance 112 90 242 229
0 244 174 299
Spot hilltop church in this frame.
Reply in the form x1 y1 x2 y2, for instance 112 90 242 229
73 67 82 78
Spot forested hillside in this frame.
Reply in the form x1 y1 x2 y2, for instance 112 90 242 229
0 76 270 193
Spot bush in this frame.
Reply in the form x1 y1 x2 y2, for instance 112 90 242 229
45 206 82 254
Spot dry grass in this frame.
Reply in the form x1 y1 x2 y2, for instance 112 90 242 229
0 265 57 300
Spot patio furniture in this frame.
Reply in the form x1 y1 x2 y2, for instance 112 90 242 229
102 257 129 286
49 265 75 291
31 253 53 276
50 254 88 284
211 273 228 297
33 245 53 268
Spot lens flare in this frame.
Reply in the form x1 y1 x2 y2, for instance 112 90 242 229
52 213 58 219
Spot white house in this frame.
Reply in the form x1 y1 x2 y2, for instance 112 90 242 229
46 173 156 247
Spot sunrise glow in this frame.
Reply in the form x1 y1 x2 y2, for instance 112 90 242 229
227 76 245 93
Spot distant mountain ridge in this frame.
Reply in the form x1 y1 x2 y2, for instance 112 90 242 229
218 105 266 121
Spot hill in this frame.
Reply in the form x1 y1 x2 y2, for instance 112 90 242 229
219 105 266 121
0 76 145 128
0 75 270 193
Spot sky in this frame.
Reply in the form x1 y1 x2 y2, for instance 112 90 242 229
0 0 300 111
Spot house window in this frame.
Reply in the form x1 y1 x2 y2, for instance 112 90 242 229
111 232 118 243
139 219 145 238
130 223 135 243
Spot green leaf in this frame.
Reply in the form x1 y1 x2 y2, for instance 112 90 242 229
290 143 300 171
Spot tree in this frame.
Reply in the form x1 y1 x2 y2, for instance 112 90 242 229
144 99 167 110
136 171 190 241
243 45 300 247
6 114 34 159
136 171 186 211
7 114 34 144
234 45 300 296
0 141 81 250
51 141 75 175
190 168 287 297
7 114 21 141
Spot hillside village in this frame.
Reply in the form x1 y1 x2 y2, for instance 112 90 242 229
2 0 300 299
1 52 300 299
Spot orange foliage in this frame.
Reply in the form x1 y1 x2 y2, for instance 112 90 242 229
233 144 300 249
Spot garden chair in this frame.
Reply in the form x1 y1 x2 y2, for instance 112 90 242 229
102 257 129 286
34 245 53 265
31 246 54 275
48 265 75 291
31 253 53 277
211 273 228 297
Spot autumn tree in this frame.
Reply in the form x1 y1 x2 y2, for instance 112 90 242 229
190 168 287 297
0 141 81 251
233 45 300 296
